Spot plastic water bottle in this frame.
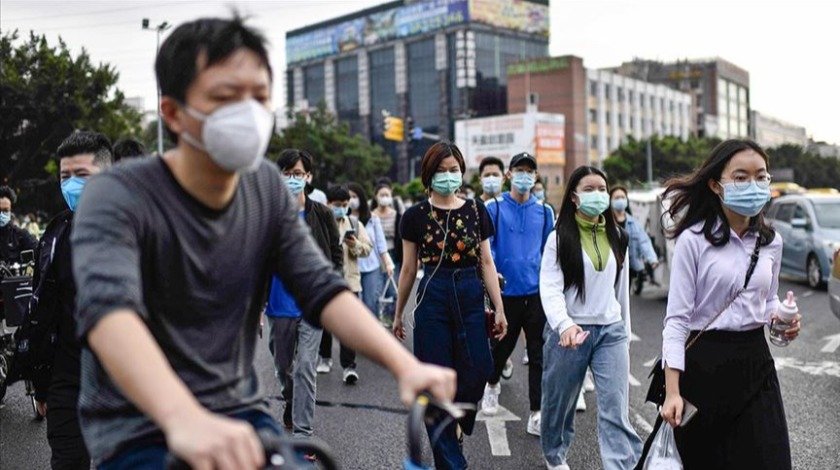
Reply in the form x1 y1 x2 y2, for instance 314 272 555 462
769 291 798 347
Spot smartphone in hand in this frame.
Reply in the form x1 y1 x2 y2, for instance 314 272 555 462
574 330 590 346
680 398 698 427
344 229 356 239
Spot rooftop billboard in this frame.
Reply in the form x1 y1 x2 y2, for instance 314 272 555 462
286 0 549 64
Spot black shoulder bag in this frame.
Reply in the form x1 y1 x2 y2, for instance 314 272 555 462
644 236 762 406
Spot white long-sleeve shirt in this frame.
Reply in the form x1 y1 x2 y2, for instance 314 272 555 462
539 231 631 338
662 222 782 371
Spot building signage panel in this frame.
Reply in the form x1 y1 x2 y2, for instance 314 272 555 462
468 0 550 37
287 0 469 64
535 117 566 166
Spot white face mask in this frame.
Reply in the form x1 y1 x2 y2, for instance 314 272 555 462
181 99 273 173
377 196 393 207
349 197 360 210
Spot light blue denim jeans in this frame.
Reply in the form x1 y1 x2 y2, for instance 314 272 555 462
541 321 642 470
360 269 383 316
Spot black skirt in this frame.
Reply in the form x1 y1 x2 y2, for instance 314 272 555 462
674 328 791 470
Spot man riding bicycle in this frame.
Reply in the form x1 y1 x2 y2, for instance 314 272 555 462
70 15 455 469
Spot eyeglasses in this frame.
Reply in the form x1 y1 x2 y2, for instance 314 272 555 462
720 174 772 190
283 171 308 178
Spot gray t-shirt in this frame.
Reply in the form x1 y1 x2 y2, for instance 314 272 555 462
71 157 348 464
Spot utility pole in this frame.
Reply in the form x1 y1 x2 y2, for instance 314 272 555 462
142 18 171 157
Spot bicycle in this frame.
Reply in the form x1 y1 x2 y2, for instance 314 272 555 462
165 391 467 469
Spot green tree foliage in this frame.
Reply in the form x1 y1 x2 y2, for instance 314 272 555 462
765 144 840 189
1 30 143 213
603 135 721 187
269 102 391 194
605 137 840 189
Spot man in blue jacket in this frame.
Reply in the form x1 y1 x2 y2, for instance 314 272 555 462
481 152 554 437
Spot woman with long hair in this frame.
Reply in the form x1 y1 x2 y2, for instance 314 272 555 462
609 186 659 289
346 182 394 317
656 139 799 469
371 182 402 326
394 142 507 470
539 166 641 470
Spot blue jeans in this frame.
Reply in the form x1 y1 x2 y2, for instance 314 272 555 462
541 321 642 470
413 266 493 470
360 269 383 315
98 410 281 469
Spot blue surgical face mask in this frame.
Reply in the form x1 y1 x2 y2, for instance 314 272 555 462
283 175 306 196
511 172 536 194
576 191 610 217
0 211 10 227
534 190 545 201
481 176 502 196
719 181 771 217
431 171 463 196
331 205 347 220
611 198 628 212
61 177 87 212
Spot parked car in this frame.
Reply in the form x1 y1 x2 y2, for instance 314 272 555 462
830 249 840 319
766 194 840 288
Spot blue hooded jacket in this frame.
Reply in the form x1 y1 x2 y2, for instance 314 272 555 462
486 192 555 296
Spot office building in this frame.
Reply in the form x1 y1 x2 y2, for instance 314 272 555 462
750 111 808 148
610 57 750 139
285 0 550 181
507 55 692 190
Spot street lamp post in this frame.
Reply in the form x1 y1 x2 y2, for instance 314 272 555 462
142 18 171 156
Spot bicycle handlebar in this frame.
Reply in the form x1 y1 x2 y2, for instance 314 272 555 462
406 392 469 468
164 428 339 470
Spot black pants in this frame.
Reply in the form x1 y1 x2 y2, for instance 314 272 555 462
318 332 356 369
46 400 90 470
674 328 791 470
488 293 545 411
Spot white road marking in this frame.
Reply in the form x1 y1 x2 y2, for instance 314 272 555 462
630 332 641 342
821 333 840 353
643 357 658 368
774 357 840 378
631 409 654 435
802 290 815 298
476 405 521 456
629 373 641 387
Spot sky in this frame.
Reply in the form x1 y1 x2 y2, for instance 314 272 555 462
2 0 838 144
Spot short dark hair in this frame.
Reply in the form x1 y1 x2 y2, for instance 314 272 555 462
276 149 313 173
156 15 273 141
479 157 504 175
56 131 113 166
156 15 272 104
420 142 466 188
326 185 351 203
0 186 16 205
113 138 147 161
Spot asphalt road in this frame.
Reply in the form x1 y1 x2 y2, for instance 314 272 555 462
1 278 838 469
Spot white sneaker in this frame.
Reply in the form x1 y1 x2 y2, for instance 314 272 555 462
576 390 587 412
342 367 359 385
522 352 529 365
583 370 595 393
316 357 332 374
527 411 541 436
545 460 571 470
481 384 500 415
501 359 514 380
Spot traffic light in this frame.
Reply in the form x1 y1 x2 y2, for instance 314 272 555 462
384 116 404 142
406 117 414 141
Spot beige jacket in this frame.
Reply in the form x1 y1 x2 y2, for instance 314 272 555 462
337 215 372 292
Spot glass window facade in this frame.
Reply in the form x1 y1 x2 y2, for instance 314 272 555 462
335 56 360 135
717 77 749 138
408 38 439 135
304 63 325 107
469 31 547 117
369 47 397 141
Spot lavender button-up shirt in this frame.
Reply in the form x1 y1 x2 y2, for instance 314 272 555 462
662 221 782 371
